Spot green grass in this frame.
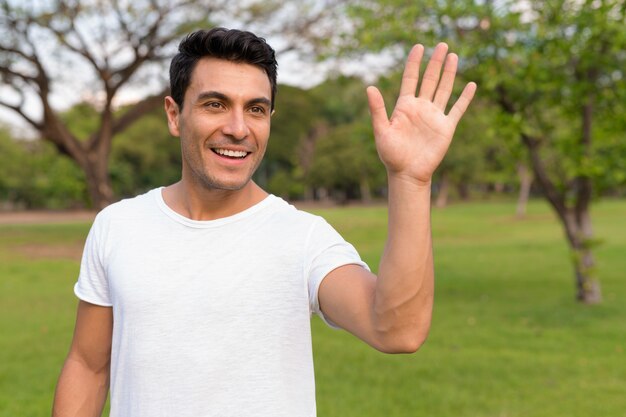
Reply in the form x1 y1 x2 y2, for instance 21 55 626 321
0 223 91 417
1 200 625 416
311 200 626 417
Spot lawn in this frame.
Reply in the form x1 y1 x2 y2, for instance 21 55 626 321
1 200 625 416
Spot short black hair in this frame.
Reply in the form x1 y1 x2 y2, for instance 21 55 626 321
169 28 278 110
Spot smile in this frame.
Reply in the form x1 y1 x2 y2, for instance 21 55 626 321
212 148 249 159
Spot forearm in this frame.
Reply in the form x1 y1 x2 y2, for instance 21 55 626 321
52 356 110 417
373 173 435 351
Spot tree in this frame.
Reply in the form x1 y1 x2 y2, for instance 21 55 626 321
0 0 346 208
433 97 516 207
263 76 385 202
261 84 322 200
344 0 626 303
306 75 385 202
465 0 626 303
0 126 87 209
308 119 385 202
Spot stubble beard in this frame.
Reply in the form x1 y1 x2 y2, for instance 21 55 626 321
196 169 250 192
183 147 263 193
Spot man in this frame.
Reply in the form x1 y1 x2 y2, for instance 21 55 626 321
52 28 476 416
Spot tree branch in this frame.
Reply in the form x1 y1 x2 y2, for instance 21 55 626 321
0 44 37 64
109 54 152 93
47 24 103 77
574 99 594 224
0 66 38 84
110 0 134 46
0 99 42 130
521 133 566 214
111 89 169 137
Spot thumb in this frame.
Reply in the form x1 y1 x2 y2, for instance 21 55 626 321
366 86 388 138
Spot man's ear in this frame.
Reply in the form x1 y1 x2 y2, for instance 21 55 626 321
164 96 181 137
271 108 276 117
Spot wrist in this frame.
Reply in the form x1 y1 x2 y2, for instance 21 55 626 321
387 172 432 192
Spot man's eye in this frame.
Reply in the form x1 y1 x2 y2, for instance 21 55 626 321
250 106 266 114
205 102 223 109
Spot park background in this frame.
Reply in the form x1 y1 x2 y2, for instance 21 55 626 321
1 0 625 416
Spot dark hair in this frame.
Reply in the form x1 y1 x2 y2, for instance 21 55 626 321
169 28 278 110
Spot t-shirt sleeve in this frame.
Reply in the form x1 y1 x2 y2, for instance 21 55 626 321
305 216 370 328
74 212 112 306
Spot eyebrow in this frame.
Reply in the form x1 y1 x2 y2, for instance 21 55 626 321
196 91 271 108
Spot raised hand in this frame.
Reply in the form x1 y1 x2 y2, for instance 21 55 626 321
367 43 477 186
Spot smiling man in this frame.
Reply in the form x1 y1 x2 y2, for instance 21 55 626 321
52 28 476 417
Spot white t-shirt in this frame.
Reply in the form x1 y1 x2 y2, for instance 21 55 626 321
74 188 368 417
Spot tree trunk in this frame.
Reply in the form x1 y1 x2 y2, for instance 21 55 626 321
435 173 450 208
516 162 532 218
304 186 315 201
562 210 602 304
497 78 602 304
457 182 470 201
359 177 372 203
298 123 328 201
81 150 115 210
569 98 601 304
521 132 602 304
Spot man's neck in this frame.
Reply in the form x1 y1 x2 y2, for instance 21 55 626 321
161 180 268 221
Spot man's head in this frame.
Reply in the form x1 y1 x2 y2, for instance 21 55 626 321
169 28 278 111
165 28 276 194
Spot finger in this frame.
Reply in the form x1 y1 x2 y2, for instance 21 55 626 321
399 44 424 97
418 42 448 101
448 82 477 126
433 53 458 111
366 86 389 138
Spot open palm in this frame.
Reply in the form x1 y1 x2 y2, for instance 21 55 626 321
367 43 477 185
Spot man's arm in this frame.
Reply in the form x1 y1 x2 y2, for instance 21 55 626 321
52 301 113 417
318 43 476 353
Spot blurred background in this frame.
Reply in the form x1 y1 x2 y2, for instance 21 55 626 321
1 0 625 416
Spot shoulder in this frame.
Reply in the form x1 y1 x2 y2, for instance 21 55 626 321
91 188 160 232
265 196 324 228
104 188 158 215
263 196 347 247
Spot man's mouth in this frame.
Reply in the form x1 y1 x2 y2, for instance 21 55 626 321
211 148 249 159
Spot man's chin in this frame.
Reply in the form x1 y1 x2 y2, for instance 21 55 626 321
198 176 252 192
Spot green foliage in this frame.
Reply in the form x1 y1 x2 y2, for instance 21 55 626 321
591 106 626 196
346 0 626 197
109 108 181 198
267 168 305 200
310 75 370 125
265 77 388 201
268 85 320 168
59 103 99 141
305 76 387 200
0 127 87 209
0 103 183 209
260 84 321 196
436 97 519 195
308 120 385 197
0 128 25 204
0 102 184 208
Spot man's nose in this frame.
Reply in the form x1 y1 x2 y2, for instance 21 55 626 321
221 109 250 140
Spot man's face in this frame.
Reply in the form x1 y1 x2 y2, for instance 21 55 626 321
165 57 272 192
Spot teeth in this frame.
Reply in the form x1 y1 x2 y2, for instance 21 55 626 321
214 148 248 158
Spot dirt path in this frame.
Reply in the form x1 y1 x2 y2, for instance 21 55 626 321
0 210 96 225
0 211 95 260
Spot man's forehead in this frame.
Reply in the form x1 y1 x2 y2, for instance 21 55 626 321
188 57 271 99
